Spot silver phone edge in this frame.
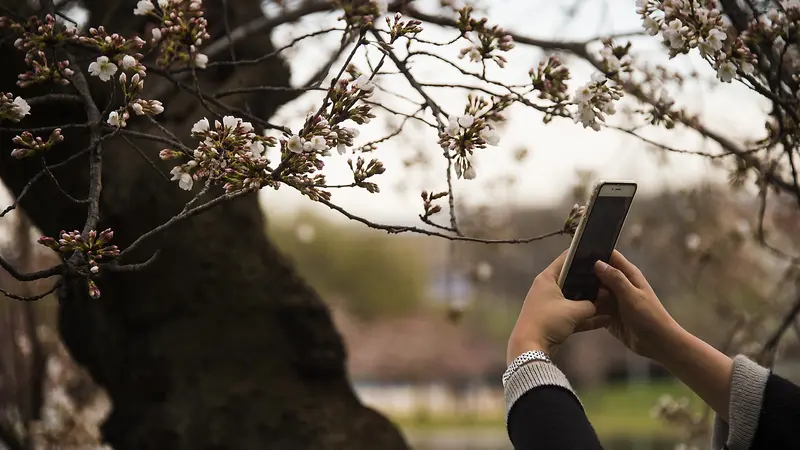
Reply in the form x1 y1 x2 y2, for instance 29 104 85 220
556 180 637 289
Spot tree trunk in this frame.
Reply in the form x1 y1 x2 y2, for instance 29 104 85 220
0 1 409 449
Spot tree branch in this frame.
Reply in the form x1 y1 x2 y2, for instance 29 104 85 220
0 256 63 282
117 187 256 261
0 280 61 302
316 196 564 244
65 51 104 237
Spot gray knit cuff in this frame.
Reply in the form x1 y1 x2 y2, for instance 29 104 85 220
504 361 581 424
710 355 769 450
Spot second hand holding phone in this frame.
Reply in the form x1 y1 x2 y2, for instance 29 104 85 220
557 180 637 301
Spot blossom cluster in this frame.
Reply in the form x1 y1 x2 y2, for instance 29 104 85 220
11 128 64 159
420 190 448 221
77 26 165 127
160 71 379 197
529 56 571 104
161 116 276 192
38 229 120 298
287 75 376 155
386 13 423 42
438 94 507 180
572 72 623 131
134 0 211 68
80 26 147 75
0 93 31 123
563 204 587 235
599 40 633 78
636 0 757 82
455 6 515 67
528 56 572 123
347 156 385 193
333 0 389 29
276 75 378 197
0 14 76 87
106 73 164 128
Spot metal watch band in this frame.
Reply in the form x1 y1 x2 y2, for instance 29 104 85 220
502 350 552 386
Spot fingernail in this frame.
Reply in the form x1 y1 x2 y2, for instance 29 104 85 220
595 260 608 271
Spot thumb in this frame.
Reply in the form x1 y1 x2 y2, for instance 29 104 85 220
570 300 597 322
595 260 638 299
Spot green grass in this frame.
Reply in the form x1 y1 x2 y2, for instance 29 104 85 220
393 379 706 439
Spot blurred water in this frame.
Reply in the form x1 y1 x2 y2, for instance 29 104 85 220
406 429 680 450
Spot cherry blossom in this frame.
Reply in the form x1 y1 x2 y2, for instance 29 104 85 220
716 60 737 83
107 111 125 127
353 74 375 92
194 53 208 69
481 128 500 146
0 94 31 122
133 0 155 15
463 165 477 180
310 135 328 152
287 135 305 153
13 96 30 117
88 56 118 82
170 167 194 191
121 54 137 70
457 114 475 127
445 120 459 137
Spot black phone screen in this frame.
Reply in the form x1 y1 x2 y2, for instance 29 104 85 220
562 194 633 301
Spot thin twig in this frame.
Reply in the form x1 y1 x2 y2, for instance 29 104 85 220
317 196 563 244
121 135 170 182
0 256 63 282
118 187 256 261
106 250 161 273
759 289 800 365
0 281 61 302
41 158 90 204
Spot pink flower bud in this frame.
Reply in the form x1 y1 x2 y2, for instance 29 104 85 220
87 280 101 299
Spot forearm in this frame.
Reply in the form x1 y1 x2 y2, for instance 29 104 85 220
655 326 734 420
505 362 603 449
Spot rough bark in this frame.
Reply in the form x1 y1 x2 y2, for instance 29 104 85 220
0 1 409 449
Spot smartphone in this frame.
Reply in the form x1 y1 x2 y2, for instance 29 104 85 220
558 180 637 301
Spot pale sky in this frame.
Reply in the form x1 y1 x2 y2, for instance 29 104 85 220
0 0 771 239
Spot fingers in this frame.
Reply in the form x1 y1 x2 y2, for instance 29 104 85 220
595 260 639 299
540 250 569 281
574 315 612 333
569 300 597 322
594 289 618 316
609 251 650 290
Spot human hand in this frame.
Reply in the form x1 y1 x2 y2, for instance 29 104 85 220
586 251 684 360
507 251 598 364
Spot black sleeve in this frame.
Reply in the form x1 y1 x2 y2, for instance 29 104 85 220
750 373 800 450
507 386 604 450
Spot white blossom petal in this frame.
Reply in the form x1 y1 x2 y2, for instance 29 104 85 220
12 97 30 118
194 53 208 69
287 135 304 153
107 111 121 127
457 115 475 128
121 54 137 70
178 172 193 191
191 117 210 134
481 128 500 146
464 165 477 180
133 0 155 15
222 115 239 130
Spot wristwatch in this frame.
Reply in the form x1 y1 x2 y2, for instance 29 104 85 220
502 350 552 386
